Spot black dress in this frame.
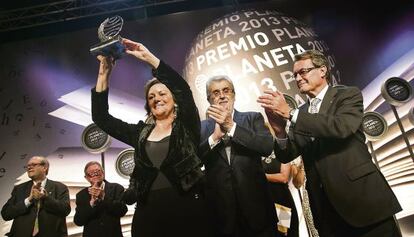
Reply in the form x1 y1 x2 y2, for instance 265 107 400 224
131 136 212 237
262 156 299 237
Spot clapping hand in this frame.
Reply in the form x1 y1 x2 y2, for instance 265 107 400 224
211 122 226 143
30 182 47 202
257 90 289 138
88 182 104 206
207 104 234 133
257 90 291 119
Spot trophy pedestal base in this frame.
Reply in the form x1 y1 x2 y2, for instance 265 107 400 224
90 37 125 59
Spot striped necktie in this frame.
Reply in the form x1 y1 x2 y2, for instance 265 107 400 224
309 98 321 114
32 200 40 236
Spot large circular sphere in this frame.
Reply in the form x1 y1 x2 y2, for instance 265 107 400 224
184 9 341 118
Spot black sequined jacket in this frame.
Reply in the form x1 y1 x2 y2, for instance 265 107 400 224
91 61 204 207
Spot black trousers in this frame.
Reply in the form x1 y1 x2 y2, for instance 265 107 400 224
215 199 281 237
306 165 401 237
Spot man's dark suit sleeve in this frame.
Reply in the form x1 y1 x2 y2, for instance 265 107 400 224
99 184 127 217
273 135 303 164
198 122 223 164
74 191 95 226
43 182 70 217
1 186 29 221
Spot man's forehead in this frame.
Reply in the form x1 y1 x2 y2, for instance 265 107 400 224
294 59 312 68
210 80 231 89
87 164 102 170
28 156 42 163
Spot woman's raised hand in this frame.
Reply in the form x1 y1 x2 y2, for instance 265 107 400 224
97 55 115 75
122 38 160 68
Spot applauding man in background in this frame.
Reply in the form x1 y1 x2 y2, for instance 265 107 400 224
1 156 70 237
74 161 127 237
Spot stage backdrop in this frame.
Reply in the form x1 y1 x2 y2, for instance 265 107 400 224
0 2 414 236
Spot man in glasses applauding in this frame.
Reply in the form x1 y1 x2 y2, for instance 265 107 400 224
258 50 401 237
1 156 70 237
74 161 127 237
199 76 276 237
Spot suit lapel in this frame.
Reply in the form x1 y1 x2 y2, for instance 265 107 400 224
311 87 336 146
45 179 55 199
24 181 38 223
104 180 112 197
233 110 241 124
24 181 33 197
292 106 313 146
319 86 337 114
206 118 216 134
290 87 337 157
301 102 310 113
229 111 242 165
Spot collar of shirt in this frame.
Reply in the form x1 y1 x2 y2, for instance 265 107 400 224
33 178 47 189
316 84 329 101
91 181 105 189
308 85 329 109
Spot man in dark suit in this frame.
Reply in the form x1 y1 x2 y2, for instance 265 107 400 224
74 161 127 237
1 156 71 237
258 49 402 237
199 75 276 237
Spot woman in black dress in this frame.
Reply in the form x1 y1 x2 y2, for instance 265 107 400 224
262 152 299 237
92 38 212 237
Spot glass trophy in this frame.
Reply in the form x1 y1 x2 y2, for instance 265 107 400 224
90 15 125 59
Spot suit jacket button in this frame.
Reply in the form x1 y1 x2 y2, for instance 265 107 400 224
194 194 199 199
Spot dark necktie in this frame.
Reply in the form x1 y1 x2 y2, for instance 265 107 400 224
222 134 231 164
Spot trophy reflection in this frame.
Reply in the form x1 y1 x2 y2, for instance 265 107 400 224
90 15 125 59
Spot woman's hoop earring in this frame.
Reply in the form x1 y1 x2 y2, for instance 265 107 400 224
174 104 179 119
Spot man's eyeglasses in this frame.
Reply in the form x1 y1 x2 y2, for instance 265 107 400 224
292 67 320 79
25 163 44 169
86 170 103 178
210 87 234 98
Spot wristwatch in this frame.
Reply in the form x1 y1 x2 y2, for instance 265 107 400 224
289 109 297 121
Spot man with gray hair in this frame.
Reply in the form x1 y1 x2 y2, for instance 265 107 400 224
199 75 277 237
1 156 70 236
74 161 127 237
